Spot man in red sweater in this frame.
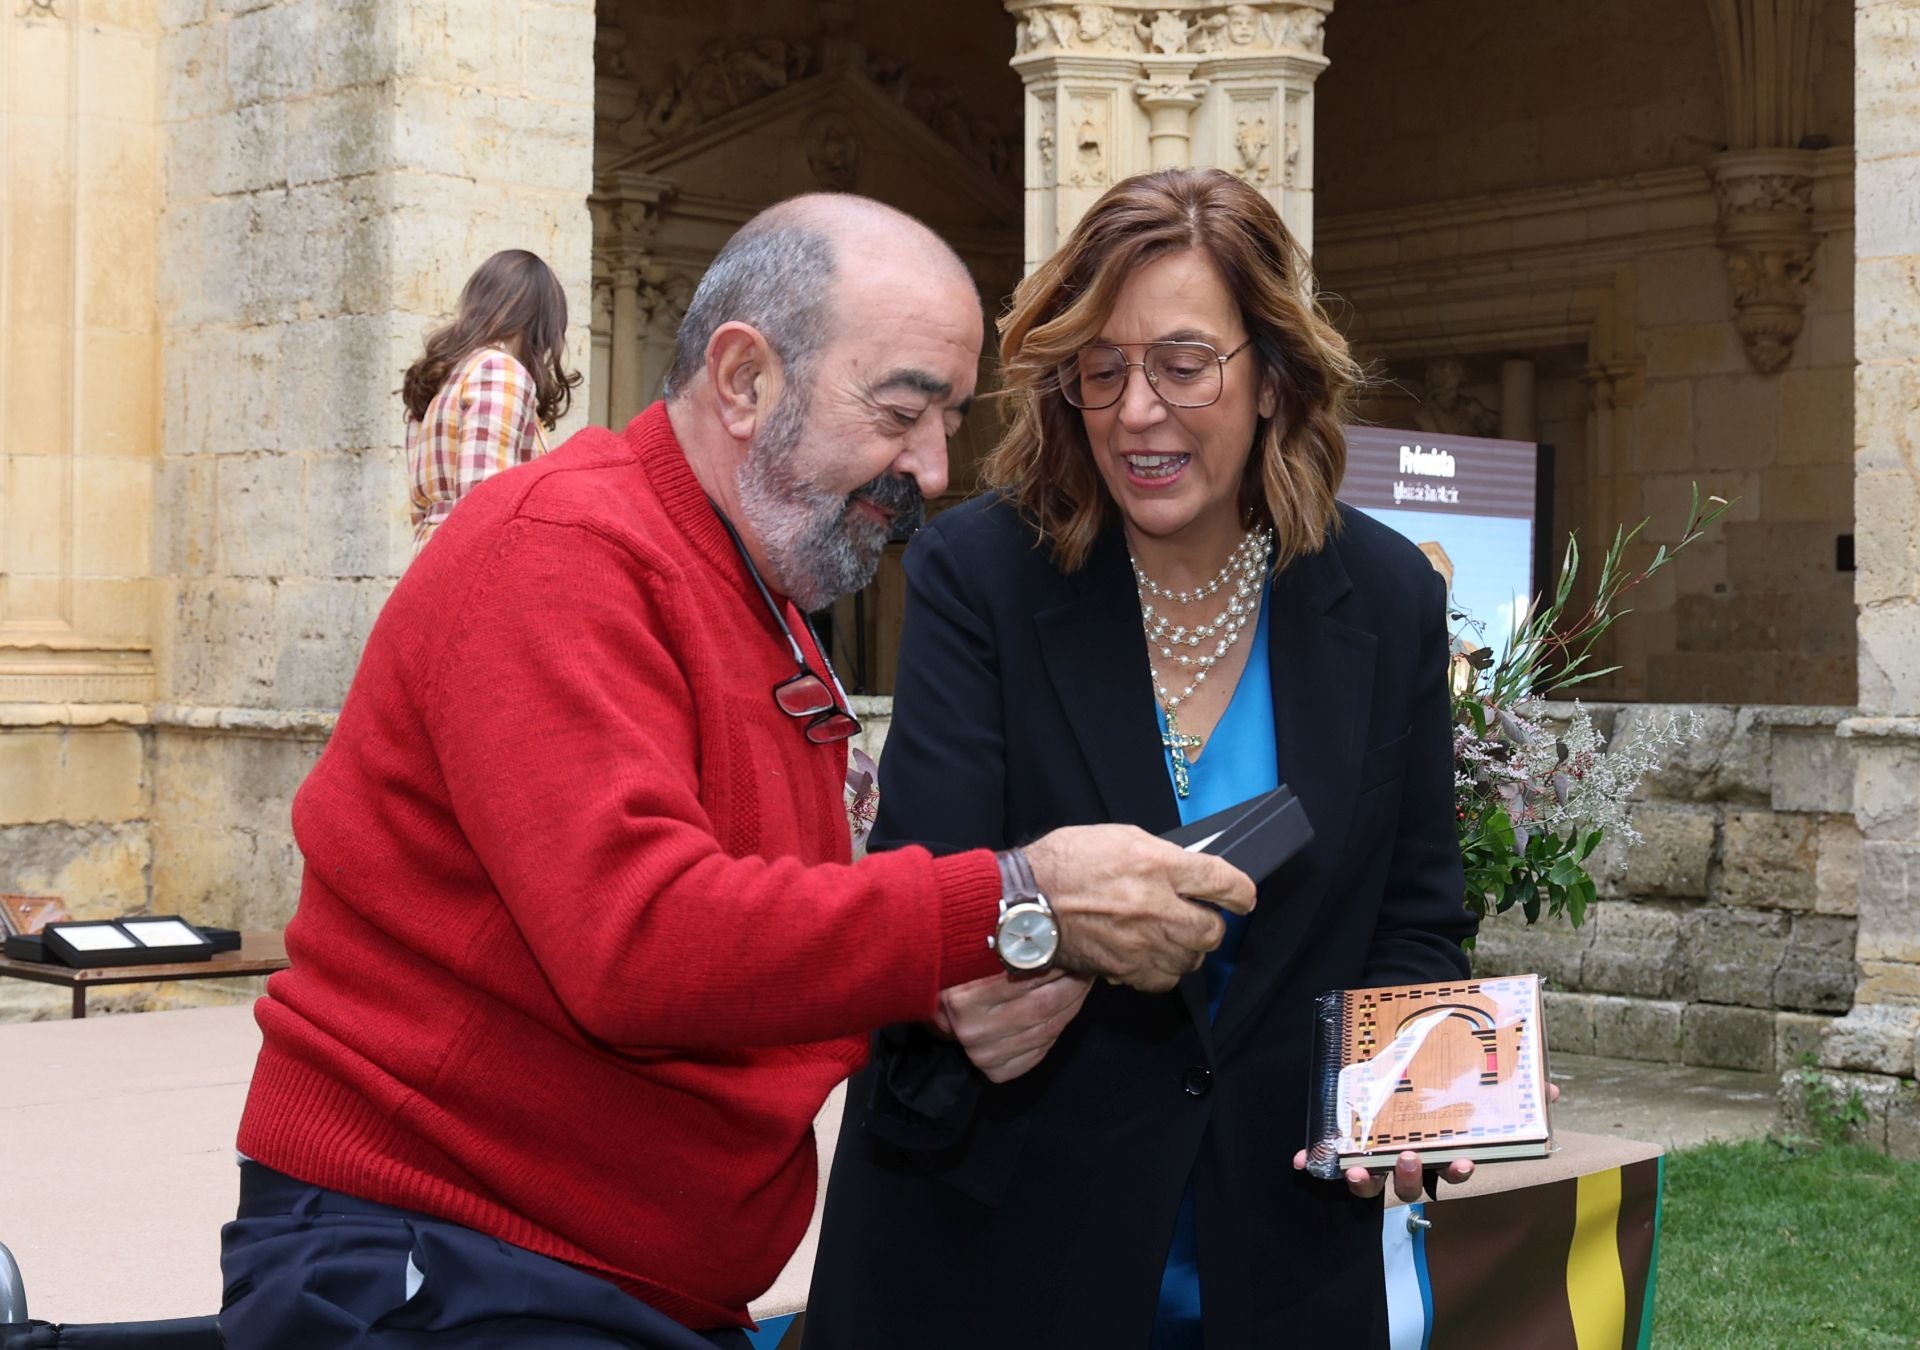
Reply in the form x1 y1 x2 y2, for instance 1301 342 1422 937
218 194 1255 1348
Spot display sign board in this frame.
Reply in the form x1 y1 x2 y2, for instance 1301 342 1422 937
1340 427 1541 668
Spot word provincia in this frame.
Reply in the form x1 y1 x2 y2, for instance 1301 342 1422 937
1392 444 1460 505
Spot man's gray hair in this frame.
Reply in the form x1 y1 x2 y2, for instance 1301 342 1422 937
662 222 838 399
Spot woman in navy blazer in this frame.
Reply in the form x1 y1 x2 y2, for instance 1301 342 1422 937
803 169 1477 1350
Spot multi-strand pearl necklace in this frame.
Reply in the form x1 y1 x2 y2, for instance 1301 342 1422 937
1134 527 1272 797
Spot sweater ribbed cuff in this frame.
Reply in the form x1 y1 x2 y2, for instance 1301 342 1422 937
931 848 1007 989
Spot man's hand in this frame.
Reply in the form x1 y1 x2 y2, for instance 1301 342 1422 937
932 970 1094 1083
1024 824 1255 993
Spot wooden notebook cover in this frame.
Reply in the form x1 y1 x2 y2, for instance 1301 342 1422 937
1309 974 1548 1172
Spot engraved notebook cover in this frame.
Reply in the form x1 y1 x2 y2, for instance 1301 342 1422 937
0 894 70 938
1304 973 1550 1177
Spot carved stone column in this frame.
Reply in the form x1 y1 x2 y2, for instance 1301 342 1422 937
1005 1 1333 272
589 171 677 428
588 275 613 428
1705 0 1823 374
608 266 646 427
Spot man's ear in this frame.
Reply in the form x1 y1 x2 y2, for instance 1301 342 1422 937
706 322 780 442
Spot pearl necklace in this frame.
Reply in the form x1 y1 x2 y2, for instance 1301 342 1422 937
1134 528 1271 797
1133 528 1269 604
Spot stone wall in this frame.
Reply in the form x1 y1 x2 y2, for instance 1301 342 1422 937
1316 0 1853 214
0 0 165 977
146 0 597 937
1473 704 1860 1074
1808 0 1920 1158
1316 0 1858 709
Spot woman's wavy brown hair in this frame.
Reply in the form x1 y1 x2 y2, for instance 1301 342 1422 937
402 249 581 428
984 168 1362 574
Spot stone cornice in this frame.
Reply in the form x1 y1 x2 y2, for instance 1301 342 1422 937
1838 717 1920 743
1007 2 1332 58
150 704 337 739
1316 150 1853 288
0 702 151 729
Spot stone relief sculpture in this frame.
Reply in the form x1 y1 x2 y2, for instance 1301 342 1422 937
1013 2 1330 55
1036 96 1058 185
1276 6 1326 53
613 30 1014 183
1074 4 1116 44
806 113 862 190
1282 116 1302 186
1414 358 1501 437
1136 10 1193 54
1233 109 1269 183
1070 98 1109 186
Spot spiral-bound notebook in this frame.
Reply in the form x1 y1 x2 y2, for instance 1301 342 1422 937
1303 973 1551 1177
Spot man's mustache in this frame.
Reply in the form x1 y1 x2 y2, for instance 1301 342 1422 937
846 474 925 535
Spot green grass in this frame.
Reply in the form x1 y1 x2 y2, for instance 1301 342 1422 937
1654 1138 1920 1348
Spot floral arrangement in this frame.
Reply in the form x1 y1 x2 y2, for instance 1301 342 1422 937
1451 488 1730 935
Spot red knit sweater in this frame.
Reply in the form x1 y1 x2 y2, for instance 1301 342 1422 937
237 404 1003 1329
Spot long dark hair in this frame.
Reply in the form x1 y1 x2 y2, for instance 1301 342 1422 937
402 250 581 428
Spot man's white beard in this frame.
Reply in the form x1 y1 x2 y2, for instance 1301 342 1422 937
735 388 889 611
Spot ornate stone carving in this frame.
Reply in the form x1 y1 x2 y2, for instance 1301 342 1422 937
806 112 862 190
590 276 614 334
1414 358 1501 437
1136 9 1195 54
1710 149 1817 375
1274 5 1325 54
594 20 635 82
1069 98 1110 186
1035 94 1058 187
1016 4 1144 53
1232 107 1269 183
638 273 697 337
865 54 1014 180
1011 3 1326 55
617 34 1014 183
1282 116 1302 186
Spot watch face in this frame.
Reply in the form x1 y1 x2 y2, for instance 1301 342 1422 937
998 904 1058 971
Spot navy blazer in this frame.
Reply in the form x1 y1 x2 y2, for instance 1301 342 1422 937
803 494 1475 1350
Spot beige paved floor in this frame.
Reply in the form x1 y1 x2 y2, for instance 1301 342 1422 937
1549 1051 1780 1151
2 1011 1780 1326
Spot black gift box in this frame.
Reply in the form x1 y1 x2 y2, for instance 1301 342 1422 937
41 916 217 969
1161 785 1313 886
3 933 50 963
197 926 243 953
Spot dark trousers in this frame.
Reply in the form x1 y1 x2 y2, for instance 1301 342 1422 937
219 1162 753 1350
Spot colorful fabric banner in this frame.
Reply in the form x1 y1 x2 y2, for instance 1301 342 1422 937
1378 1156 1664 1350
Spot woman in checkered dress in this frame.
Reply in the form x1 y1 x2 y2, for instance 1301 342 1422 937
402 250 581 551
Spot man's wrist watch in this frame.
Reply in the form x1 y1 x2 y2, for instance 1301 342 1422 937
989 847 1059 973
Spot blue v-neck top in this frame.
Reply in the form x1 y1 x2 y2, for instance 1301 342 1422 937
1150 581 1278 1349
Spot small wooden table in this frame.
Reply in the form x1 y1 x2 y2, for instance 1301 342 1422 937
0 931 288 1018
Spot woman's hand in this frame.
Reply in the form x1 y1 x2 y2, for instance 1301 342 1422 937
1287 1149 1475 1201
1289 1083 1559 1199
931 969 1095 1083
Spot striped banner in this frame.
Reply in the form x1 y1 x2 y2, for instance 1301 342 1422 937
1379 1156 1664 1350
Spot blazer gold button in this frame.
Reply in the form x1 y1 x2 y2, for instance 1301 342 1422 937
1182 1066 1212 1097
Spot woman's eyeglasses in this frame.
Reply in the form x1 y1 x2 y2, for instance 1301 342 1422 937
1057 338 1253 411
711 504 862 745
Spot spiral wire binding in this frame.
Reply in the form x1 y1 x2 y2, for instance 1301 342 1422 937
1303 989 1348 1179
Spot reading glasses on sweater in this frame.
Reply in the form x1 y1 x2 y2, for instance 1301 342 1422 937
712 503 862 746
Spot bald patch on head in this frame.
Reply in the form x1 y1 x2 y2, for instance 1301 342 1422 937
758 193 976 293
